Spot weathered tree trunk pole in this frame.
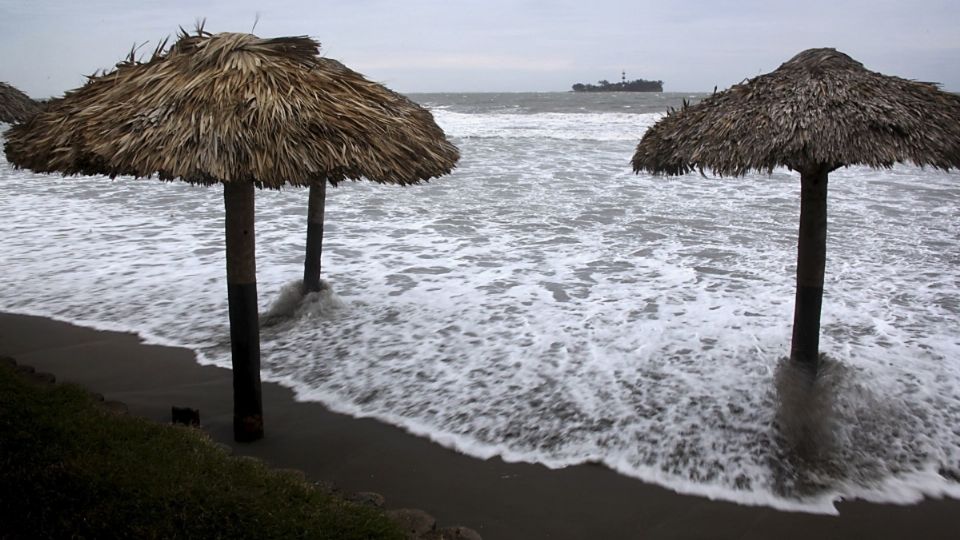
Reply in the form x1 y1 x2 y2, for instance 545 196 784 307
303 181 327 293
224 181 264 442
789 167 829 371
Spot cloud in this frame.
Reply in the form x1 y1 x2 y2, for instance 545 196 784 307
353 53 574 72
1 0 958 95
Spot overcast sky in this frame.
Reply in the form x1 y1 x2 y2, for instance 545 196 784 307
1 0 958 98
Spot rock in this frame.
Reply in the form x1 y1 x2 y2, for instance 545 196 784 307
386 508 436 538
214 442 233 455
347 491 385 508
421 526 483 540
171 406 200 426
102 400 129 414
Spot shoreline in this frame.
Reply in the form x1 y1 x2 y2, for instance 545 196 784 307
1 311 958 539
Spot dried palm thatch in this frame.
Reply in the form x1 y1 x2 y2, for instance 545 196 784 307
632 48 960 177
0 82 39 124
3 28 460 443
4 30 459 187
632 48 960 372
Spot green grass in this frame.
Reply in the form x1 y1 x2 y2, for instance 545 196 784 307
0 361 404 539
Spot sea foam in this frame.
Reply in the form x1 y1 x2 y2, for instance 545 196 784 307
1 96 958 512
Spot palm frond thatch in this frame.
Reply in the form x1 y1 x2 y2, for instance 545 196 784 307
4 30 459 188
0 82 39 124
632 48 960 176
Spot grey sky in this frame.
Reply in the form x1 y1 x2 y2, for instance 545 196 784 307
1 0 957 98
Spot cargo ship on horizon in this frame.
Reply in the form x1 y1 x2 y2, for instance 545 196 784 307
572 70 663 92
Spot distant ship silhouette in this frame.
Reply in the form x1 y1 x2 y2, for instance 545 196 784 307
572 70 663 92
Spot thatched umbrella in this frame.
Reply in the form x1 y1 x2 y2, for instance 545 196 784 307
633 48 960 371
299 57 459 293
0 82 39 123
4 29 459 442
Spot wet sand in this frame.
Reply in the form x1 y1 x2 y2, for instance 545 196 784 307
1 311 957 539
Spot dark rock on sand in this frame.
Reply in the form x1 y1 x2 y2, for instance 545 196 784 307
387 508 436 537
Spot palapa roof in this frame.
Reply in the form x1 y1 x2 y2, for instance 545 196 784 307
632 48 960 176
4 29 459 188
0 82 39 124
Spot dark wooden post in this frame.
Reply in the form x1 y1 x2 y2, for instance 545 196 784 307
224 181 264 442
789 167 829 371
303 181 327 293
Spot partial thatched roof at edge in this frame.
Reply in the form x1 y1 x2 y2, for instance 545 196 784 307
0 82 39 124
632 48 960 177
4 29 459 188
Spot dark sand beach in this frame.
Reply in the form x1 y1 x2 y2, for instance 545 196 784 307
1 311 957 539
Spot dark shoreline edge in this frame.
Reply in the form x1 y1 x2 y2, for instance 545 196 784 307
1 311 957 540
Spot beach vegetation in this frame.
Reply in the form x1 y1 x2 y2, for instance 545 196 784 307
0 361 404 539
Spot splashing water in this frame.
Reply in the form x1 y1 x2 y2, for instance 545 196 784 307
1 94 959 512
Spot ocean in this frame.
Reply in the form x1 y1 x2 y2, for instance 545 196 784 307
1 92 958 513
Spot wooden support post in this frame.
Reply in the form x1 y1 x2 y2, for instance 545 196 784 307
303 181 327 293
224 181 263 442
789 168 829 371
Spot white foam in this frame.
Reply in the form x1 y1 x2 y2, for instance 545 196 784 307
1 105 958 513
431 109 661 141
